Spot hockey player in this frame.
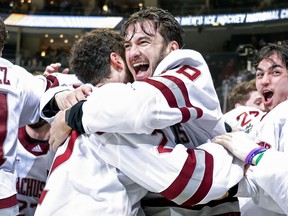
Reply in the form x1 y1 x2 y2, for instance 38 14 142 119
223 79 271 216
0 17 80 215
227 79 266 112
213 42 288 215
15 118 53 216
224 78 266 138
39 7 244 216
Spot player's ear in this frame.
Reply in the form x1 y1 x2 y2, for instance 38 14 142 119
170 40 179 51
110 52 123 72
165 40 179 53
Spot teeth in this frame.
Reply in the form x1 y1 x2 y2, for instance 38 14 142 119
133 63 146 67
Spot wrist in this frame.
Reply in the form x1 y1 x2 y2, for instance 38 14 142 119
245 146 267 166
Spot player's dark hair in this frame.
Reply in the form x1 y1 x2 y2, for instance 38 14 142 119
0 17 8 50
68 29 125 85
121 7 184 48
253 41 288 70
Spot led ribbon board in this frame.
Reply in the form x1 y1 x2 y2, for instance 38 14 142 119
176 8 288 26
4 13 123 29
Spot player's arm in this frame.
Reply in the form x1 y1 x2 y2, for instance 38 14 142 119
212 131 288 214
96 134 243 206
48 49 220 134
49 71 223 149
40 85 91 122
66 70 221 135
251 149 288 214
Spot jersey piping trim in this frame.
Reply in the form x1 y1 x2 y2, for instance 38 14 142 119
49 130 79 175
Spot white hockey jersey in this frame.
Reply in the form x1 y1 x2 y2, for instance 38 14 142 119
0 57 81 215
223 106 284 216
81 49 244 215
15 126 54 216
238 100 288 215
38 49 244 215
74 49 226 137
223 106 266 138
36 128 243 216
35 130 144 216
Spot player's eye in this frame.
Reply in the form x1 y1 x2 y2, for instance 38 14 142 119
124 43 131 49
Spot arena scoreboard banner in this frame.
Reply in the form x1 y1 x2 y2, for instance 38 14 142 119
3 8 288 29
176 8 288 26
4 14 123 29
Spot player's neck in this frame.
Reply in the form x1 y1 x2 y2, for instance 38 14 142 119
25 124 50 141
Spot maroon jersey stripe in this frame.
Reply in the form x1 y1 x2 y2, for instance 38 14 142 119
145 78 191 122
145 75 203 123
160 149 197 200
0 93 8 167
45 75 60 90
38 189 48 205
49 130 80 175
162 75 203 120
160 148 214 206
0 194 18 209
183 148 213 206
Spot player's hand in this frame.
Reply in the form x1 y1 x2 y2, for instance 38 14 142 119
43 62 69 77
49 110 72 151
55 85 92 110
212 131 259 162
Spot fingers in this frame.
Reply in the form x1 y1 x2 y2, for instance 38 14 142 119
48 136 57 152
80 86 92 97
212 133 232 143
62 68 69 74
45 63 61 72
212 136 230 149
55 86 91 110
49 110 72 151
55 91 73 110
49 135 63 152
212 133 235 152
43 63 69 76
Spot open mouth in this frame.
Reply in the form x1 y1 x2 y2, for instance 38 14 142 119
134 63 149 74
133 63 149 79
262 91 273 103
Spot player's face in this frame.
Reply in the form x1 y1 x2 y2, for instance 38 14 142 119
244 90 266 112
124 21 170 81
255 53 288 111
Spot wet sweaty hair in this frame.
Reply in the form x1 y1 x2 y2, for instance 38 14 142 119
121 7 184 48
0 17 8 50
252 41 288 69
68 29 125 85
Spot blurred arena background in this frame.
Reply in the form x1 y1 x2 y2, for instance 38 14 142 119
1 0 288 112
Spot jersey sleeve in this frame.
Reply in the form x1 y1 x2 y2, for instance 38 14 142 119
94 132 244 206
223 106 266 138
18 72 80 126
237 101 288 214
39 73 83 123
252 149 288 214
39 85 75 124
237 157 286 214
82 49 223 135
0 61 46 212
